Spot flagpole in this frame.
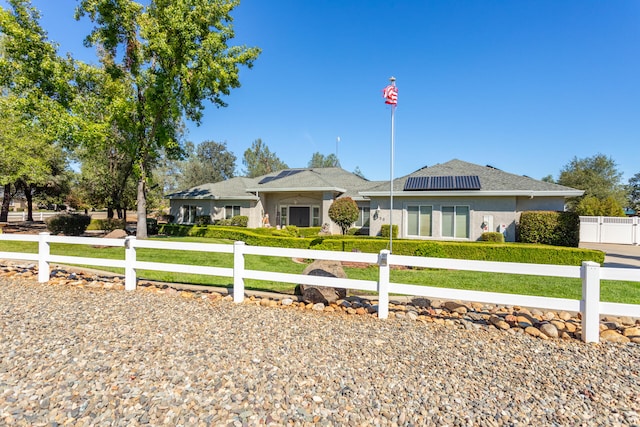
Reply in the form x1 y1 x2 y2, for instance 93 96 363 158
389 76 396 253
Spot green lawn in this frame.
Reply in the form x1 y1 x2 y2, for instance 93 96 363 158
1 236 638 304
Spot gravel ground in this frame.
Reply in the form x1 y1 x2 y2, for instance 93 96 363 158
1 276 639 426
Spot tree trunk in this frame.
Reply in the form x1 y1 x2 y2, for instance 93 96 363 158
0 183 10 222
25 184 34 222
107 207 114 219
136 173 147 239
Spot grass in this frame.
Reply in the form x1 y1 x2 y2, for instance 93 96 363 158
1 236 638 304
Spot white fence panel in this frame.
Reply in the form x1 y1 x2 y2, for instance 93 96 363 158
579 216 600 243
580 216 639 245
0 232 638 343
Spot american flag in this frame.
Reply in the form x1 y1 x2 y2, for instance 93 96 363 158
382 84 398 105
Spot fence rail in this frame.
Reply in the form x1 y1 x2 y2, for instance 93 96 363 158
0 232 638 344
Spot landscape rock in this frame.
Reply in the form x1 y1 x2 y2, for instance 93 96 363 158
295 259 347 304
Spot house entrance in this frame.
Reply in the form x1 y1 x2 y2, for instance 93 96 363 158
289 207 310 227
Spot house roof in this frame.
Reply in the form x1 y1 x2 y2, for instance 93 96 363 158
166 167 378 201
246 167 378 200
166 176 260 200
167 160 584 201
360 159 584 197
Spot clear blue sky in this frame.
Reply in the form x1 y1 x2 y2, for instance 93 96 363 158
4 0 640 182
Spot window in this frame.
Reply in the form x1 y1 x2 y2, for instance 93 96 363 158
225 205 241 219
355 206 370 227
312 206 320 227
280 206 288 226
182 205 197 223
442 206 469 238
407 205 432 236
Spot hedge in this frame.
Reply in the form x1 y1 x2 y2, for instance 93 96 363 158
518 211 580 247
87 218 126 232
158 224 604 266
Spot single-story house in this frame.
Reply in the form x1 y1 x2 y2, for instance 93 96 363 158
166 159 583 242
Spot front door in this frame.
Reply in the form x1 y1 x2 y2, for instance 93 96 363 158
289 206 310 227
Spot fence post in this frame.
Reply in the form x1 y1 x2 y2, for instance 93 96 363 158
125 236 137 291
233 241 246 303
38 232 50 283
377 250 390 319
581 261 601 343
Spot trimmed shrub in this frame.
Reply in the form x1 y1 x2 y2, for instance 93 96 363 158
518 211 580 247
46 214 92 236
414 241 447 258
380 224 398 239
480 232 505 243
157 224 604 266
230 215 248 227
195 215 211 226
328 197 359 234
87 218 126 232
146 218 159 235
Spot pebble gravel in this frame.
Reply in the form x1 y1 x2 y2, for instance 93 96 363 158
1 275 639 426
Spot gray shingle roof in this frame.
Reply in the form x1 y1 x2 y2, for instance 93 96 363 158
166 160 582 200
166 176 260 200
362 159 583 195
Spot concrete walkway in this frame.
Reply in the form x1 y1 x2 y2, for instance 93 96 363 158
579 242 640 268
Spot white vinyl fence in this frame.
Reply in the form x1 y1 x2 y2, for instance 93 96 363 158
580 216 639 245
1 232 638 344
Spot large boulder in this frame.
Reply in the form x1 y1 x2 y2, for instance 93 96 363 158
295 259 347 304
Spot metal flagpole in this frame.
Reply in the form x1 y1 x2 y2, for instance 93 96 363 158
388 76 396 253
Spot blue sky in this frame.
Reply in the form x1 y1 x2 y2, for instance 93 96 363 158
4 0 640 182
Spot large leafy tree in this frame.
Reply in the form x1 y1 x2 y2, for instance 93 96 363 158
76 0 260 237
627 172 640 214
242 138 288 178
308 152 340 168
557 154 627 212
178 140 236 189
0 1 74 221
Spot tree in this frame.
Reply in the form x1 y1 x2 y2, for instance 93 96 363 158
353 166 366 179
308 152 340 168
575 195 625 217
178 140 236 189
328 197 359 235
242 139 287 178
557 154 626 211
0 0 75 221
541 174 554 183
76 0 260 237
627 172 640 214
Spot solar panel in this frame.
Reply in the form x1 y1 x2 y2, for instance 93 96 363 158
258 169 303 184
403 175 481 191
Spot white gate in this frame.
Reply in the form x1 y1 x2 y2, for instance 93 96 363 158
580 216 639 245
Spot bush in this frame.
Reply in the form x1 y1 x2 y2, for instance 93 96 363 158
414 241 447 258
380 224 398 239
272 225 299 237
230 215 248 227
195 215 211 226
46 214 92 236
158 214 175 223
146 218 159 235
328 197 359 234
87 218 126 232
518 211 580 247
480 232 505 243
157 224 604 266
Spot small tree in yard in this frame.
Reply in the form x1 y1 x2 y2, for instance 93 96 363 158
328 197 359 235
